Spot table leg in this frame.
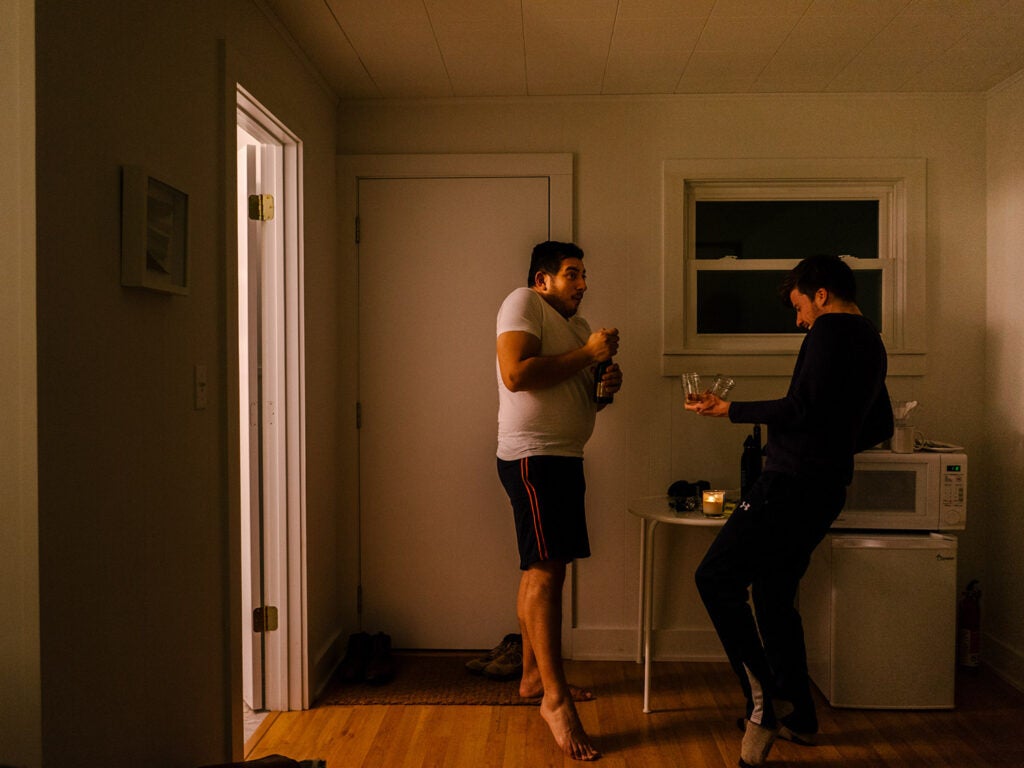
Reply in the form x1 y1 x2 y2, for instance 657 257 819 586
636 518 647 663
642 520 659 714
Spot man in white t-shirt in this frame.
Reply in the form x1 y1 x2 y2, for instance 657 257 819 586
495 241 622 761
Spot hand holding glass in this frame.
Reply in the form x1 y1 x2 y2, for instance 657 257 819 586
681 373 704 405
711 374 735 399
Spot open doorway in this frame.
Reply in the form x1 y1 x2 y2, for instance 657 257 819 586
236 85 308 738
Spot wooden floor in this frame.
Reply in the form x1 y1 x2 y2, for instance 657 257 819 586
245 659 1024 767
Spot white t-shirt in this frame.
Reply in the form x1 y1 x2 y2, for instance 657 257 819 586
495 287 597 460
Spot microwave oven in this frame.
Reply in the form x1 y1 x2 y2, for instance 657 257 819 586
832 450 967 531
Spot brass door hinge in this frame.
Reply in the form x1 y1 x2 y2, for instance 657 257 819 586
248 194 275 221
253 605 279 633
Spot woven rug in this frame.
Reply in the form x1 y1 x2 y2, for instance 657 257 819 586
316 652 535 706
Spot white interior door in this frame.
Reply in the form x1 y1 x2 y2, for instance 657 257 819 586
357 169 567 649
238 136 264 710
237 86 307 711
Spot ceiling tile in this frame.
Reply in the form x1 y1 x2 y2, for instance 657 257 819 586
524 4 617 94
603 17 701 94
681 50 774 80
696 15 801 51
757 48 853 91
264 0 379 97
615 0 717 18
784 13 893 49
900 44 1024 91
828 60 920 91
432 21 527 96
263 0 1024 98
711 0 812 16
804 0 910 17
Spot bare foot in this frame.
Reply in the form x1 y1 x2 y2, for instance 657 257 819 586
539 697 600 761
520 683 595 703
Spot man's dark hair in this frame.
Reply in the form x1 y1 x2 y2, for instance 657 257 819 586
779 254 857 305
527 241 584 287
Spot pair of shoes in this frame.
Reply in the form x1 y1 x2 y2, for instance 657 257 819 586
365 631 395 685
738 718 778 767
736 716 817 747
483 643 522 680
338 631 395 685
468 634 524 675
339 632 372 683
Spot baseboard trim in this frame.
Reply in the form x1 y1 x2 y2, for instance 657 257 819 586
310 628 348 704
569 627 726 662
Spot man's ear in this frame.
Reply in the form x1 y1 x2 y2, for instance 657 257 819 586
533 270 549 290
815 287 830 306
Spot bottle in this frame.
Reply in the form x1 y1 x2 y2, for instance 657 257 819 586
740 424 762 498
594 359 614 404
957 580 982 671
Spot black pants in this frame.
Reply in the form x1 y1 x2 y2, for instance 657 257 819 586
694 471 845 732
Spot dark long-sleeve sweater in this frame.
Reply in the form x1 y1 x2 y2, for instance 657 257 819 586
729 313 894 487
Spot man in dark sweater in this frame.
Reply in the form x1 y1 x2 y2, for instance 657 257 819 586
686 255 893 767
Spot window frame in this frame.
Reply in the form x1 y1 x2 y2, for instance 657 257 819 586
662 158 926 377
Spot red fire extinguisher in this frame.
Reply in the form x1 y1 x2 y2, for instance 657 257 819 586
958 579 982 670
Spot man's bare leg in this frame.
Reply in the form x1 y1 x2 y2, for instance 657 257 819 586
517 561 600 761
519 607 595 703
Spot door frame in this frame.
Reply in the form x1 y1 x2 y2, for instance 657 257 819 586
233 84 308 713
335 153 577 656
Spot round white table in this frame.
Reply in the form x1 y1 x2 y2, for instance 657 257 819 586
627 496 728 713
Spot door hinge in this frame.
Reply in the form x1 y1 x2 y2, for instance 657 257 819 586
356 401 362 429
248 193 275 221
253 605 279 633
355 215 361 244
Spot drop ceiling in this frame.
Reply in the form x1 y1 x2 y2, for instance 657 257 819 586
264 0 1024 100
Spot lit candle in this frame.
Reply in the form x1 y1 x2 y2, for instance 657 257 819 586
702 490 725 516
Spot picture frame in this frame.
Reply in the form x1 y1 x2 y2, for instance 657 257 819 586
121 165 189 295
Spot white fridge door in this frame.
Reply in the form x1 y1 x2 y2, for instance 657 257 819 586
828 534 957 708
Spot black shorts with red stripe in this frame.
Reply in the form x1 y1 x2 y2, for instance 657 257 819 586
497 455 591 570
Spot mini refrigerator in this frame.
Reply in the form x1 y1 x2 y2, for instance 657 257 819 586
801 532 958 709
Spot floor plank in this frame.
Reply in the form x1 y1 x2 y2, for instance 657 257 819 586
246 661 1024 767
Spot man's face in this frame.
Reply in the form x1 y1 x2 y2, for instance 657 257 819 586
789 287 827 330
536 257 587 318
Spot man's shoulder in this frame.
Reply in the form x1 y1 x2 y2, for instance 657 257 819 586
497 287 544 334
813 312 881 340
500 286 539 309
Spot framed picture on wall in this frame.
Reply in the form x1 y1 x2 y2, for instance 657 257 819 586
120 165 189 295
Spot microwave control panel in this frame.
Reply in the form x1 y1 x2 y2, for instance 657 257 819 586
940 459 967 527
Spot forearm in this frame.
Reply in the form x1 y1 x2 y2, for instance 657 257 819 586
728 397 801 426
503 346 595 392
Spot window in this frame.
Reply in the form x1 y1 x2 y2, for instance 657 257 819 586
663 159 926 377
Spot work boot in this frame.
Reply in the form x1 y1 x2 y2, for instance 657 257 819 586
465 633 522 674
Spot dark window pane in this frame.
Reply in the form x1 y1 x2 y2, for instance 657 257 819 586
695 200 879 260
697 270 793 333
696 269 883 334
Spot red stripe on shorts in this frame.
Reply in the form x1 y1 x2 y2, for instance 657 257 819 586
520 458 548 561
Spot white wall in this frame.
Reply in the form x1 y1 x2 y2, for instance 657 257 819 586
335 92 997 662
0 0 41 765
33 1 341 765
984 72 1024 691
